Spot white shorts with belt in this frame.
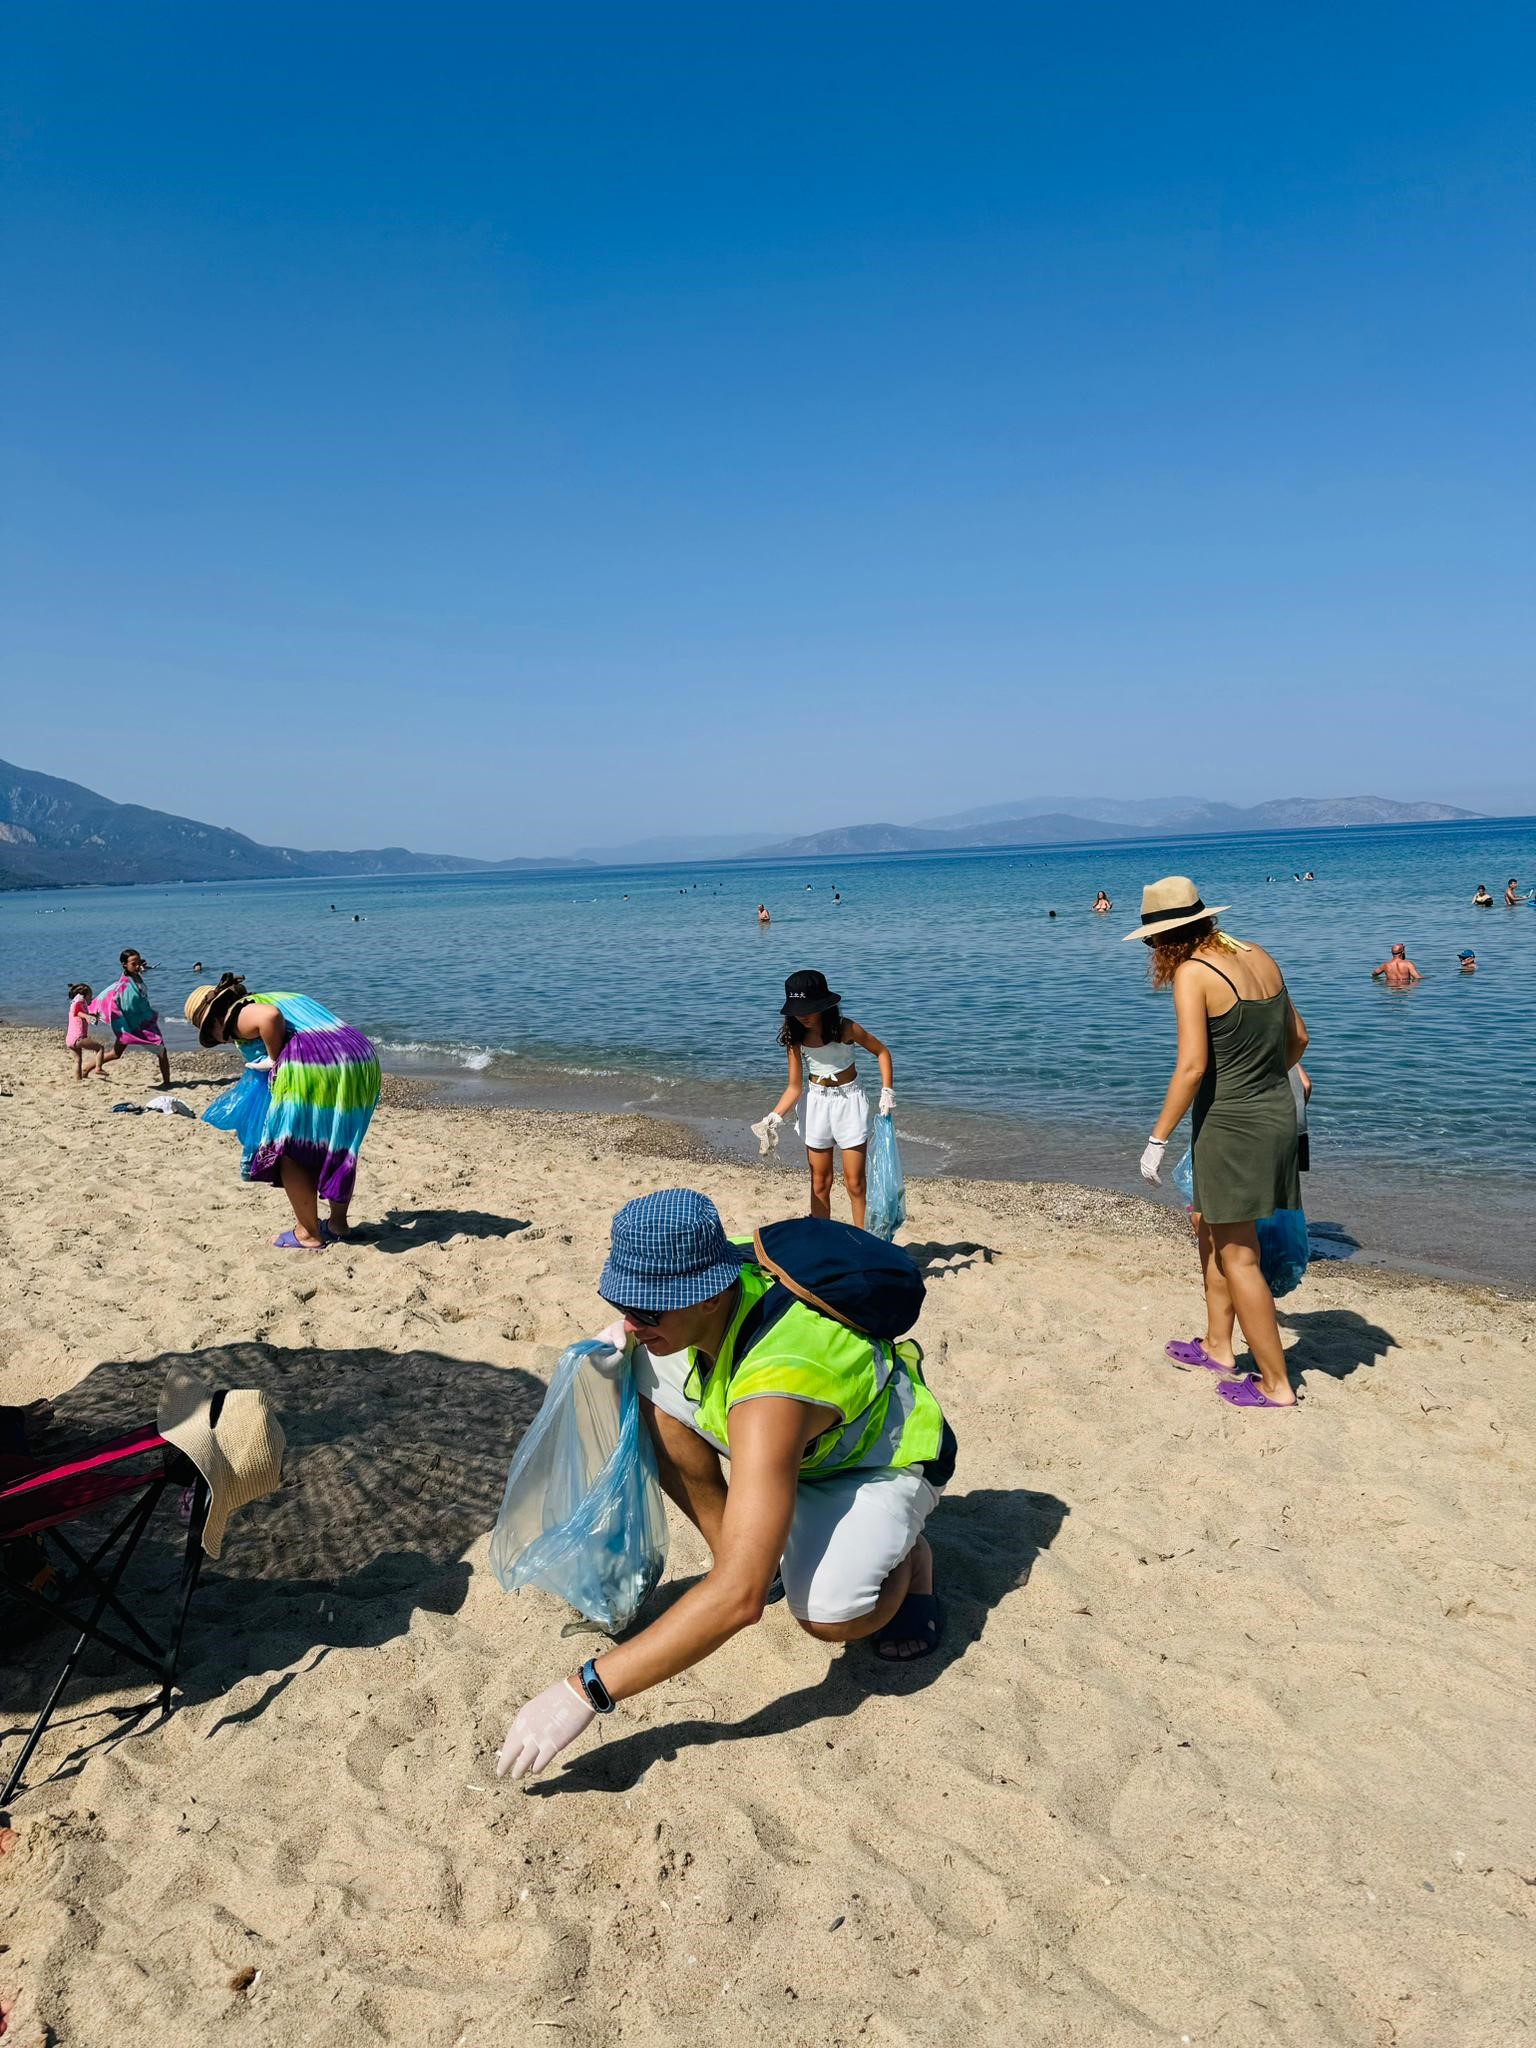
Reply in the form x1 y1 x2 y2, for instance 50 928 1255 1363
800 1079 871 1153
630 1338 942 1625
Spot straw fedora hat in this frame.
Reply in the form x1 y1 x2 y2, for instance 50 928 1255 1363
157 1366 285 1560
184 980 248 1047
1123 875 1230 942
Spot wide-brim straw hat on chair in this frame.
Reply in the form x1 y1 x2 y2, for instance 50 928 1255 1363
157 1367 285 1559
1124 876 1230 942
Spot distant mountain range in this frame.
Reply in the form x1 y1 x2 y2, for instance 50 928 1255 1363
748 795 1480 860
0 760 585 889
0 758 1490 889
568 831 770 865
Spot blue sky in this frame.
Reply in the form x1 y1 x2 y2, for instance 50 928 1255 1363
3 4 1532 856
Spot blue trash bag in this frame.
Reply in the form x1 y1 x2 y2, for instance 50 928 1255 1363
865 1111 907 1242
1257 1209 1310 1298
489 1340 669 1635
1173 1150 1308 1295
203 1061 272 1164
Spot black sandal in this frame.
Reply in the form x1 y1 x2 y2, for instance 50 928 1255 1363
872 1588 945 1661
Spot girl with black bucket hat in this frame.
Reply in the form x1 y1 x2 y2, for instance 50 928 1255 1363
750 971 895 1230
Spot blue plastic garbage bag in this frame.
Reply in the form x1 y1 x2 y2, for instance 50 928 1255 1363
865 1112 907 1242
1171 1151 1308 1297
203 1060 272 1167
1256 1209 1309 1298
489 1340 669 1635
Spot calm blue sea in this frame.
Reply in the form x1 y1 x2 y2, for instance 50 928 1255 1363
4 818 1534 1286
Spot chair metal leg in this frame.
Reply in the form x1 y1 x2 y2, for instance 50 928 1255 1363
2 1484 161 1806
158 1479 210 1714
50 1480 173 1660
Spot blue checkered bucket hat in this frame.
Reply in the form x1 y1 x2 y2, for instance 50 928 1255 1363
600 1190 749 1313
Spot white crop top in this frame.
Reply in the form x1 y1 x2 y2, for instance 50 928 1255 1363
800 1033 855 1079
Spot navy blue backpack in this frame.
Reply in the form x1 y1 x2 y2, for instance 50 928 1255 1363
747 1218 925 1343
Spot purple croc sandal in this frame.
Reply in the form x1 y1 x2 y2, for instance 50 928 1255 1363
1217 1375 1297 1411
1165 1339 1235 1374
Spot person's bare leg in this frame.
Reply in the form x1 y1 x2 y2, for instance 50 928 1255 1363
277 1159 325 1247
806 1147 835 1220
797 1535 934 1656
74 1049 85 1081
153 1048 171 1088
1196 1216 1238 1367
641 1399 731 1554
1212 1225 1295 1403
326 1199 351 1238
842 1144 868 1231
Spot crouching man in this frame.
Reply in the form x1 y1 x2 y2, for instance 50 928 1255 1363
498 1189 954 1782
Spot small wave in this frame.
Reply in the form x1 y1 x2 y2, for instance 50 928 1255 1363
895 1128 954 1151
377 1038 506 1071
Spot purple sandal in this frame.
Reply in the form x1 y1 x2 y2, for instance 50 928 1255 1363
1217 1375 1296 1410
272 1228 326 1252
1165 1339 1235 1374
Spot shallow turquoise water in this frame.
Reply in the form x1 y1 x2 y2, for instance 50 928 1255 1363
4 817 1534 1277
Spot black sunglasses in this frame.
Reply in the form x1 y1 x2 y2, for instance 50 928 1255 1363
608 1303 666 1326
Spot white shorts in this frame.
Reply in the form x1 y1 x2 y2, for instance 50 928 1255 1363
801 1080 871 1153
631 1342 943 1624
779 1463 941 1623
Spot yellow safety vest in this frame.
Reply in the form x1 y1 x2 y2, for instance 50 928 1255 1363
682 1259 944 1478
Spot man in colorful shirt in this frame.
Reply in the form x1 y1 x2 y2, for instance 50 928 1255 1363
498 1190 953 1783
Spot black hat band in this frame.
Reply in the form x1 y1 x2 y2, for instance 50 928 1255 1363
1142 896 1205 926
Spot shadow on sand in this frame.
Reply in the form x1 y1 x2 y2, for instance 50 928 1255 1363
0 1343 544 1795
359 1209 533 1252
1279 1307 1398 1385
531 1484 1069 1796
903 1238 1003 1278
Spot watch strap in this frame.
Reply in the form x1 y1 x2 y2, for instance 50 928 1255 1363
579 1657 616 1714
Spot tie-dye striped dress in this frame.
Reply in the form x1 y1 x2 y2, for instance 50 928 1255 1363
203 992 380 1203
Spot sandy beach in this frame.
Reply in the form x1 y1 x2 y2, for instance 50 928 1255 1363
1 1019 1532 2047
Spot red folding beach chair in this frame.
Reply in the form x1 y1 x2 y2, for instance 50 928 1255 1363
1 1410 215 1805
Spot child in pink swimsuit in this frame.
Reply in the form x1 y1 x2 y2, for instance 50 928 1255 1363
66 983 107 1080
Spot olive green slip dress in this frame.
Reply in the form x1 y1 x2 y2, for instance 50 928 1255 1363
1189 960 1301 1226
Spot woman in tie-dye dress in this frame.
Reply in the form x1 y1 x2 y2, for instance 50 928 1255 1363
188 976 381 1251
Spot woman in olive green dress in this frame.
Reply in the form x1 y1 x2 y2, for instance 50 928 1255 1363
1128 877 1310 1411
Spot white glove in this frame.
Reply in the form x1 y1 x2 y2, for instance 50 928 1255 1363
496 1676 595 1783
1139 1136 1167 1185
749 1111 784 1155
589 1323 634 1379
878 1088 895 1116
247 1056 276 1075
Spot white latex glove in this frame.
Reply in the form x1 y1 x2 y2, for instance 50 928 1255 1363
878 1088 895 1116
247 1056 276 1075
496 1676 595 1784
749 1111 783 1155
1139 1136 1167 1185
590 1323 634 1379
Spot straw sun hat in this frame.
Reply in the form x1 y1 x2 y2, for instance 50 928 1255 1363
1123 875 1230 943
157 1366 286 1559
184 980 248 1047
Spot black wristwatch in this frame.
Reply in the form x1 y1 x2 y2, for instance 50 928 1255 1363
577 1657 616 1714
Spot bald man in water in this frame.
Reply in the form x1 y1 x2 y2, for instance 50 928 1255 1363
1371 943 1421 988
